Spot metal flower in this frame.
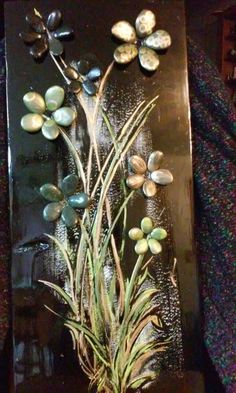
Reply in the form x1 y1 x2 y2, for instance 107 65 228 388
64 59 103 96
40 174 90 227
19 9 74 60
126 151 173 197
129 217 167 255
21 86 76 140
111 9 171 72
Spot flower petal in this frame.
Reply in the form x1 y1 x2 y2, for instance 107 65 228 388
126 174 145 189
61 205 78 227
151 227 167 240
25 12 45 34
135 239 149 255
143 30 171 50
61 174 79 196
68 193 90 209
142 179 157 197
77 59 90 75
29 37 48 59
128 228 144 241
111 21 137 43
151 169 173 185
42 119 60 140
43 202 63 222
53 107 76 126
23 92 46 114
135 9 156 38
148 238 162 254
87 67 102 81
64 66 79 80
82 80 97 96
139 47 160 72
45 86 65 112
47 10 62 31
148 151 164 172
129 155 147 174
21 113 44 133
40 183 64 202
141 217 153 234
69 81 82 94
114 44 138 64
19 31 42 44
53 26 74 39
48 36 64 56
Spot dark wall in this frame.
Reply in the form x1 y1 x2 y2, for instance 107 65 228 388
186 0 236 52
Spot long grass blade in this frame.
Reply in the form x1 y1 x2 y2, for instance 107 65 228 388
39 280 77 314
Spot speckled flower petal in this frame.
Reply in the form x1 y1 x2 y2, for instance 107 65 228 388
111 21 137 43
139 47 160 72
135 9 156 38
114 44 138 64
143 30 171 50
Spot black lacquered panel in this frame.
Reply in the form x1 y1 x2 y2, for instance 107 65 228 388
5 1 204 392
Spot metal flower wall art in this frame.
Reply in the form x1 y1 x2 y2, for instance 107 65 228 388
20 7 175 393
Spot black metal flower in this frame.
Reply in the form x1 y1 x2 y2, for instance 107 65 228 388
64 58 103 96
19 9 74 60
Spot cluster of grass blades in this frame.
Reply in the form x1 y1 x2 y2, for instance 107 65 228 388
39 62 170 392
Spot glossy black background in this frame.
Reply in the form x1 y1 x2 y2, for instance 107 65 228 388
5 0 204 392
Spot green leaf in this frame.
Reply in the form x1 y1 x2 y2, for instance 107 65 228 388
38 280 77 315
44 234 74 295
128 372 156 389
64 319 109 366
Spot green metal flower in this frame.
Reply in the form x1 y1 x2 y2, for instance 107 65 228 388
129 217 167 255
111 9 171 72
40 174 90 227
21 85 76 140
